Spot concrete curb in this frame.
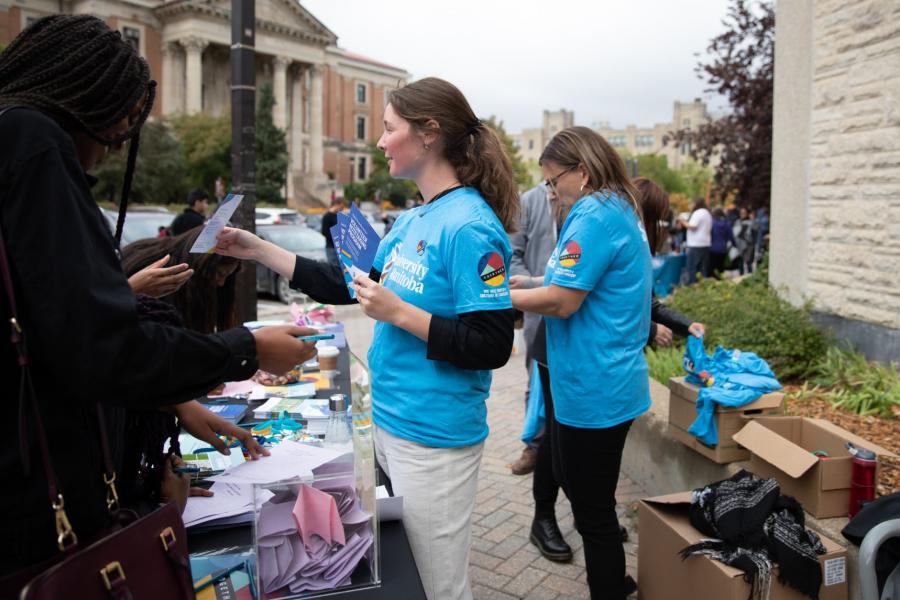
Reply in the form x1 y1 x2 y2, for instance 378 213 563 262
621 378 860 600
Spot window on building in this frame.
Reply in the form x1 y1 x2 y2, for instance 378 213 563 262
356 115 366 141
25 16 38 27
635 134 655 147
528 140 534 150
357 156 367 181
356 83 367 104
122 26 141 52
683 118 691 129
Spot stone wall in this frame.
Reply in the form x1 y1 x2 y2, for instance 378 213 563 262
771 0 900 359
807 0 900 329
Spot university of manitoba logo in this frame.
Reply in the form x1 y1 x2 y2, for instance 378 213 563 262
416 240 427 256
478 252 506 287
559 240 582 267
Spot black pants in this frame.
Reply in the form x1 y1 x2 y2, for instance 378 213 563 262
538 364 633 600
685 246 710 283
710 251 728 276
532 362 559 519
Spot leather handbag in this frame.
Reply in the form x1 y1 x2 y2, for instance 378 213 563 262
0 130 194 599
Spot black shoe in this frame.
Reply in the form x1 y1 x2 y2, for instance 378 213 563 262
529 517 573 562
624 574 637 596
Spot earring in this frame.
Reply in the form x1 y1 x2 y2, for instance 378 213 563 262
579 183 585 193
423 143 430 151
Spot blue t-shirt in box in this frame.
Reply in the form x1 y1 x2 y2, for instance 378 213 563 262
368 187 512 448
544 192 652 429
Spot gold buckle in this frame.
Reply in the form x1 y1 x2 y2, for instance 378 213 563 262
100 561 126 591
52 494 78 551
159 526 176 552
103 472 120 512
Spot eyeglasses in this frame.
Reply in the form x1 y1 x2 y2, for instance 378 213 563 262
544 166 575 194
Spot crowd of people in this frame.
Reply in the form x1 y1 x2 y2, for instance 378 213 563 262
1 14 760 600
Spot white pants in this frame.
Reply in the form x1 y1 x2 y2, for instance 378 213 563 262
375 426 484 600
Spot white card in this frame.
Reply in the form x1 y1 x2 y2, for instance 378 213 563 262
189 193 244 253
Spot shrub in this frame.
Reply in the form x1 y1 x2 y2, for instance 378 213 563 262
666 269 830 380
812 346 900 418
645 345 685 385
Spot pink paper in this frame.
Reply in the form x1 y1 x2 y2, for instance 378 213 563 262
292 484 346 547
207 379 262 398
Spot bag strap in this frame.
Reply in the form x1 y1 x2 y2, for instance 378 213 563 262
0 106 120 550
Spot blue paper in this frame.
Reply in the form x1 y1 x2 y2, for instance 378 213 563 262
345 204 380 279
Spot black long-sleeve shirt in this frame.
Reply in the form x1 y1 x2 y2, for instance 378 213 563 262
648 299 693 346
0 108 258 571
290 256 513 370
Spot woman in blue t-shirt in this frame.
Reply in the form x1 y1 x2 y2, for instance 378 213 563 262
510 127 652 600
216 78 519 600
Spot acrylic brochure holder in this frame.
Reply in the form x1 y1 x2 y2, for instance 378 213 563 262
253 351 380 598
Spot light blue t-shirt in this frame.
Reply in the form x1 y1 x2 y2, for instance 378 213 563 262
544 192 652 429
368 187 512 447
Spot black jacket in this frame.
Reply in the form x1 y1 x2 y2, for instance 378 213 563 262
649 299 693 345
0 108 258 572
170 207 205 236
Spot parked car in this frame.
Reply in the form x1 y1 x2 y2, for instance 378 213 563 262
99 207 176 246
303 212 324 233
255 224 327 303
255 207 301 225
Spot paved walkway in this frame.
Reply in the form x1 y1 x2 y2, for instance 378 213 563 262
258 301 644 599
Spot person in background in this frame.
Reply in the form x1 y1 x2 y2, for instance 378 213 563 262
170 187 209 236
679 197 712 283
733 206 757 275
0 15 317 578
510 127 651 599
508 183 571 563
320 196 344 268
754 206 770 267
709 207 735 277
633 178 706 347
216 77 518 600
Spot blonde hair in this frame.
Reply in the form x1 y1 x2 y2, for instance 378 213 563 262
539 126 642 222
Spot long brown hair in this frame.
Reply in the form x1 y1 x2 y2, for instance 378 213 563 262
539 126 642 222
633 177 669 256
388 77 519 232
121 227 239 334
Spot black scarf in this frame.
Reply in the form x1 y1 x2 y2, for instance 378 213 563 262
680 470 827 600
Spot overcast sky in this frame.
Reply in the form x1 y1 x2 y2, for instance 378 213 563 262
303 0 733 134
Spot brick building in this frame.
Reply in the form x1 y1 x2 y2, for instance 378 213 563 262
0 0 409 207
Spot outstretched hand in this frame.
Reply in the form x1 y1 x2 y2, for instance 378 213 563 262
215 227 263 260
127 255 193 298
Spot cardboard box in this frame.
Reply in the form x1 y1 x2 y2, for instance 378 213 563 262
638 492 849 600
667 376 784 463
733 417 897 518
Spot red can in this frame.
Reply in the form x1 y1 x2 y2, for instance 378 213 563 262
846 442 877 519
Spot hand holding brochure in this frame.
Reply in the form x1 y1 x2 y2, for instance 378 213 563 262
190 193 243 253
332 205 381 297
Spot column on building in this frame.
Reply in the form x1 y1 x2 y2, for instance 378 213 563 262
161 42 180 114
308 64 325 193
273 56 290 130
287 64 307 204
180 36 208 114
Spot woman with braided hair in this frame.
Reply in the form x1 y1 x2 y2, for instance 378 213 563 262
0 14 319 577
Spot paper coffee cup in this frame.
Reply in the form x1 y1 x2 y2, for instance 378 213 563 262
317 345 339 371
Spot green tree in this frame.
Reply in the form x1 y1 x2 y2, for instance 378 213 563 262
255 82 288 204
483 116 533 190
677 159 714 200
169 112 231 194
93 120 187 204
364 142 418 206
343 182 367 204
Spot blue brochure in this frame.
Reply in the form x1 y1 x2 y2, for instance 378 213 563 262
334 212 355 298
345 204 380 278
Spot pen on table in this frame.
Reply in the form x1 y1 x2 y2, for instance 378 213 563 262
193 561 247 593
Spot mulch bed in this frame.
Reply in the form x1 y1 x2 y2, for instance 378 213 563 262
783 385 899 497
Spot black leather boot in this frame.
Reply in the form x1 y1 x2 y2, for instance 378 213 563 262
529 517 573 562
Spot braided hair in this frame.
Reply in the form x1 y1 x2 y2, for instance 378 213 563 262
0 14 156 247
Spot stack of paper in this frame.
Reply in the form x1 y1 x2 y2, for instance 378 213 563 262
257 482 374 595
182 482 272 529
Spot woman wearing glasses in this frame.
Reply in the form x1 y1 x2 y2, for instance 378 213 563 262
510 127 651 599
216 77 518 600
